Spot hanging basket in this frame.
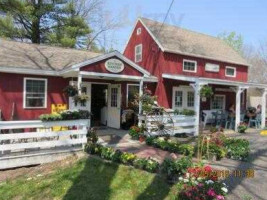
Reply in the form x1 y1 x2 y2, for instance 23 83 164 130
63 85 78 97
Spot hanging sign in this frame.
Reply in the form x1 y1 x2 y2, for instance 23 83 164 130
105 59 124 73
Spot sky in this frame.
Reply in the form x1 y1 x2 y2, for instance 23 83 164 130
104 0 267 52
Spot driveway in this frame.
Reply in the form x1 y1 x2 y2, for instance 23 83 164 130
211 132 267 200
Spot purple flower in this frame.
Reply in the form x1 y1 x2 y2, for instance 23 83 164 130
216 195 225 200
207 188 216 197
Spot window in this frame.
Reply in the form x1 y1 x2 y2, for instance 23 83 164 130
205 63 219 72
137 28 142 35
111 88 118 107
211 95 225 110
187 91 194 107
225 66 236 77
174 91 183 107
24 78 47 108
127 84 139 107
183 60 197 72
135 44 142 63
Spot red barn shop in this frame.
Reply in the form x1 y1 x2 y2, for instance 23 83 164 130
0 17 267 134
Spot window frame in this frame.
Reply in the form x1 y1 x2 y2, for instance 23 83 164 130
126 84 139 107
172 86 195 110
225 66 236 77
137 27 142 35
23 77 48 109
211 95 226 110
135 44 142 63
183 59 197 73
205 63 220 72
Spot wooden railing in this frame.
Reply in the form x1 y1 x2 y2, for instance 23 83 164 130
0 119 89 155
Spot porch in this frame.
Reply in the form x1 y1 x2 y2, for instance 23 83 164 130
162 74 267 134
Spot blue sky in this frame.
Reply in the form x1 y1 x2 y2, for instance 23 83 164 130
105 0 267 52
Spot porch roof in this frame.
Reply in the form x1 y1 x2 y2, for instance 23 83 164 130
162 73 267 89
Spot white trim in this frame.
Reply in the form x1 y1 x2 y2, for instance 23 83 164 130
80 71 143 80
126 84 139 107
23 77 48 109
210 94 226 110
162 73 198 82
137 27 142 35
135 44 143 63
183 59 197 73
225 66 236 77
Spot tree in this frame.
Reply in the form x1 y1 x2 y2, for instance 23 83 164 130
0 0 91 48
218 31 244 55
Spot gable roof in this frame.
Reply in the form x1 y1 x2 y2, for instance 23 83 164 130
0 39 101 71
139 17 249 66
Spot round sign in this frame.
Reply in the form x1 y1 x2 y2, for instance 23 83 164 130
105 59 124 73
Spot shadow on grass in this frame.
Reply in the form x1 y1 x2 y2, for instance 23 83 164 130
63 156 173 200
63 157 119 200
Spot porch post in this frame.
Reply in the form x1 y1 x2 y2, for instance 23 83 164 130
78 73 82 95
234 87 246 131
190 82 205 136
261 89 267 128
138 78 144 126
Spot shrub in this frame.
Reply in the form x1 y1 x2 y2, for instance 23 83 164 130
224 138 250 161
111 149 123 162
133 158 147 169
237 123 248 133
86 128 98 144
144 158 159 173
145 136 156 145
39 110 91 121
178 144 195 156
100 146 115 160
129 126 141 140
84 143 101 155
120 152 137 165
162 157 193 179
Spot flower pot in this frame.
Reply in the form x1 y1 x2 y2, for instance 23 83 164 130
139 136 145 143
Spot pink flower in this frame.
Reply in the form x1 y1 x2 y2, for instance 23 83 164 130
198 183 204 187
216 195 225 200
207 188 216 197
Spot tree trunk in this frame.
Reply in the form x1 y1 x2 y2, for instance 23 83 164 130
31 18 41 44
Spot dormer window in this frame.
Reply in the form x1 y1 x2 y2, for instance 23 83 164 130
225 66 236 77
137 28 142 35
183 59 197 73
135 44 142 63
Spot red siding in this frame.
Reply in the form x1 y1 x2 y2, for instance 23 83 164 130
124 20 249 108
0 73 68 120
80 56 143 77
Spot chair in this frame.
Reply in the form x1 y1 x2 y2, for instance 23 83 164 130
248 113 261 129
215 110 228 128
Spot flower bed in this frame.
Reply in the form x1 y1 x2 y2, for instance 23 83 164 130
145 137 194 156
39 110 91 121
224 138 250 161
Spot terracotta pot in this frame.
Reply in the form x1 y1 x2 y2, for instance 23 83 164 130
139 136 145 143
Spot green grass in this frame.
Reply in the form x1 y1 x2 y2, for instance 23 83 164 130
0 157 182 200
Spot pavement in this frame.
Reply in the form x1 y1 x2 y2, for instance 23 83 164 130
97 128 267 200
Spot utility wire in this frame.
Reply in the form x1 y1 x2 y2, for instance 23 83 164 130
156 0 175 37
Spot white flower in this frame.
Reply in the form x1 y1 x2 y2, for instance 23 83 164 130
183 179 189 183
221 187 228 193
191 177 196 181
194 181 198 185
178 177 183 181
197 177 202 181
205 180 214 184
185 173 190 178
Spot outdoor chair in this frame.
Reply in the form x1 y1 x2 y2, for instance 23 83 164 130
214 110 228 128
248 113 261 129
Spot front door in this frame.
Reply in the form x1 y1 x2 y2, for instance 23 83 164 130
108 84 121 129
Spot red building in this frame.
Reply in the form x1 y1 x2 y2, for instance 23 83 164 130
0 17 267 133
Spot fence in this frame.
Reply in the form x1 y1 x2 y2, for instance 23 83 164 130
139 114 196 136
0 119 89 169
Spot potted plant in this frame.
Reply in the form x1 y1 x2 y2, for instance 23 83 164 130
63 85 78 97
200 85 213 101
139 133 145 143
237 123 248 133
73 93 89 106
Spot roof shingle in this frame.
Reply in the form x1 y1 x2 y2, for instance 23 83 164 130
0 39 101 71
140 17 249 66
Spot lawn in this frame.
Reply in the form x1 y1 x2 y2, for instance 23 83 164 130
0 156 181 200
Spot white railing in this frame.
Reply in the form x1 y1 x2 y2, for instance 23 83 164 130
0 119 89 155
139 114 196 136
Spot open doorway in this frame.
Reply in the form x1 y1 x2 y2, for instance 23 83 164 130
91 84 108 127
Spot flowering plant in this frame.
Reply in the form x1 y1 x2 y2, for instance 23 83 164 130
178 165 228 200
237 122 248 133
